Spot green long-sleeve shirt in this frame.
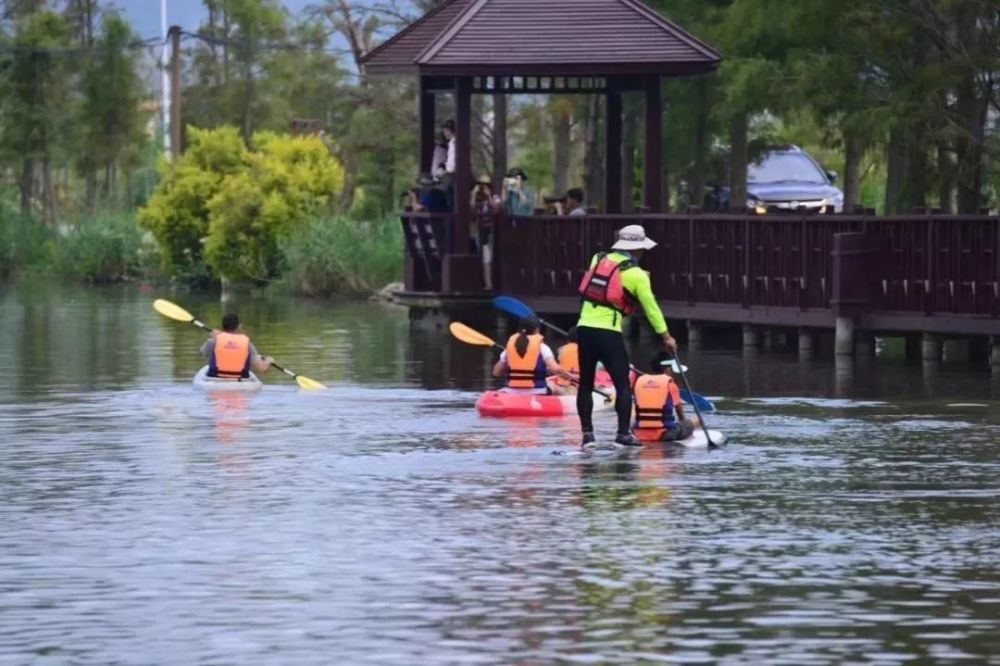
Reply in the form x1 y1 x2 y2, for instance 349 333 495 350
576 251 669 335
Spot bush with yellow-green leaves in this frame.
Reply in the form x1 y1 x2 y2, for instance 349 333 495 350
139 126 345 285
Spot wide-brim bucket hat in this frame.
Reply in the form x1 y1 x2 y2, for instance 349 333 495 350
612 224 657 251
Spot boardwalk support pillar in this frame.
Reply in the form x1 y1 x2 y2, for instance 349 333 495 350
742 325 761 348
922 333 943 362
832 232 877 357
688 320 702 347
992 337 1000 366
835 317 855 356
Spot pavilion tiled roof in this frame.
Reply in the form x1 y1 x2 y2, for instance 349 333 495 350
363 0 720 77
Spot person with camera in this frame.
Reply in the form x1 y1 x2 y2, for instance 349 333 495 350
502 167 535 216
552 188 587 217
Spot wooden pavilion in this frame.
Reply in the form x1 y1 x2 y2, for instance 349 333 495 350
362 0 721 293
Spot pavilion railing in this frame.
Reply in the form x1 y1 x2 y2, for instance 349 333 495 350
492 213 1000 318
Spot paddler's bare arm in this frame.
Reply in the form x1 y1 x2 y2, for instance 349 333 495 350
545 356 575 381
249 343 274 373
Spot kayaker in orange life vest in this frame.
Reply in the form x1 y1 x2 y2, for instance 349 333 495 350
552 326 580 394
576 224 678 449
199 314 274 379
492 316 576 395
633 351 700 442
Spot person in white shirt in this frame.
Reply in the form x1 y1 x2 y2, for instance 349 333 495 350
492 316 576 395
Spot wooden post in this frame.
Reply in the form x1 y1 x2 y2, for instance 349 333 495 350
453 76 472 250
605 91 622 214
644 75 663 212
169 25 182 156
419 77 435 174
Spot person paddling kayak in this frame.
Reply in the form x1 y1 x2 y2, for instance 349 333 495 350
551 326 580 395
633 351 700 442
576 224 677 449
200 314 274 380
493 316 576 395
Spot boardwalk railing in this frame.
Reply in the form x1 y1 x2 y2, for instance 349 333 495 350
490 213 1000 333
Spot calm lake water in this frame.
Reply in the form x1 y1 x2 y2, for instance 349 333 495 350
1 283 998 665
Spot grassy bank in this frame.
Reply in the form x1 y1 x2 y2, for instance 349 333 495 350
278 214 403 297
1 206 403 296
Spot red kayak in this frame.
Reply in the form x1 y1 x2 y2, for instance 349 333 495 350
476 371 616 418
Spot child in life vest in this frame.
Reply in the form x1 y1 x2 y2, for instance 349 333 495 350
492 316 576 395
632 351 699 442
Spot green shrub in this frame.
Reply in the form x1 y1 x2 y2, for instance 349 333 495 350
0 198 55 278
139 126 248 274
139 126 346 285
204 132 345 283
279 215 403 296
54 214 157 283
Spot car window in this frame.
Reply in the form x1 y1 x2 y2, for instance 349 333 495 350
748 153 827 184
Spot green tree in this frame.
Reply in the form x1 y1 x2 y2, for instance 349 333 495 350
78 12 148 209
0 9 74 219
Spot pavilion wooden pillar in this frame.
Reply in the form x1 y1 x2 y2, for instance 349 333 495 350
605 91 623 214
442 75 479 293
644 75 664 212
419 76 436 173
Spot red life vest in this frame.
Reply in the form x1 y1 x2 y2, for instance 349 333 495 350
578 252 638 314
505 333 547 389
209 332 251 379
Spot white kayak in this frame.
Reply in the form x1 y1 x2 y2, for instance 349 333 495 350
192 365 263 393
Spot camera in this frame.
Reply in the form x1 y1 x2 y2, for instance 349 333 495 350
504 177 519 189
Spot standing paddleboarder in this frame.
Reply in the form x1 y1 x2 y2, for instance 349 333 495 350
576 224 677 449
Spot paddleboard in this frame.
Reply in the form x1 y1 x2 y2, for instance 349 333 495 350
552 429 727 455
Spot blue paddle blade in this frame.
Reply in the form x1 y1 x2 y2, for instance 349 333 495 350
681 388 716 413
492 296 535 319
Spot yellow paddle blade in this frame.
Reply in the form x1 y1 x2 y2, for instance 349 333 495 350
295 375 328 390
153 299 195 323
449 322 498 348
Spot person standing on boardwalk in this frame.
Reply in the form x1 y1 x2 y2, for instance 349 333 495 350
576 224 677 449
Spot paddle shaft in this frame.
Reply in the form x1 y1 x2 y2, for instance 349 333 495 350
670 353 716 449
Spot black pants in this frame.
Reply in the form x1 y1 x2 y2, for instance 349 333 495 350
576 326 632 435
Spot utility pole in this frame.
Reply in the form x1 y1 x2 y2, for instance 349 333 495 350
169 25 182 157
160 0 170 156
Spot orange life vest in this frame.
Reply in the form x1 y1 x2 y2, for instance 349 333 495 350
554 343 579 386
633 374 680 438
505 333 547 389
209 332 251 379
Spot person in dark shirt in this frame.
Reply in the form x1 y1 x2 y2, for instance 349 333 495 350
409 174 449 213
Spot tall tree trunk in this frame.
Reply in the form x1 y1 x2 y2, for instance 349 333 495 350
84 172 96 212
953 7 984 213
689 78 708 211
491 93 507 190
728 112 748 211
884 125 907 214
41 158 54 223
582 95 603 210
937 142 953 214
20 158 34 217
902 126 927 213
552 104 571 196
843 131 862 211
